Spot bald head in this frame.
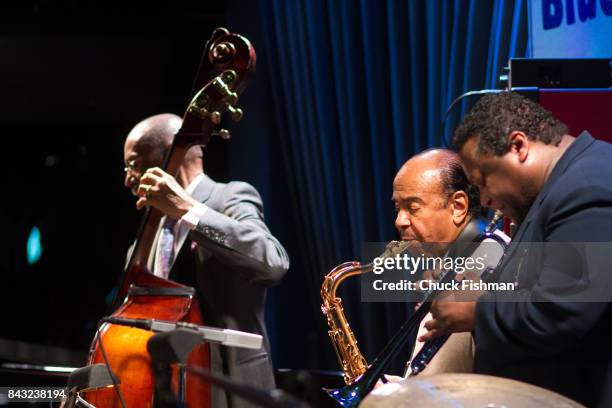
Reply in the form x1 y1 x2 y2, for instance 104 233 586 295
392 148 478 249
125 113 182 157
123 113 203 194
395 149 473 203
395 149 461 194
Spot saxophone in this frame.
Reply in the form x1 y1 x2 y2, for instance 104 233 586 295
320 241 411 384
321 215 508 408
320 211 505 388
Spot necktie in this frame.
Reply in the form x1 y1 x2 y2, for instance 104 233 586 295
158 217 177 279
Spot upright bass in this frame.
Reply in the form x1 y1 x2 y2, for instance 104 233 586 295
84 27 256 408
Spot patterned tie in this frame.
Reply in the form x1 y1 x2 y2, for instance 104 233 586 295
158 217 177 279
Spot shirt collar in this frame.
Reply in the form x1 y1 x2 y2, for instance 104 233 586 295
185 173 205 195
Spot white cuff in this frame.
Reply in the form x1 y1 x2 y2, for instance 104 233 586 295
180 203 209 230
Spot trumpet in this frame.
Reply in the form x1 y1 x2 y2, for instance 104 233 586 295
321 211 507 407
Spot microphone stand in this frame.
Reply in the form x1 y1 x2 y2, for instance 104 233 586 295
186 366 310 408
147 329 310 408
147 329 201 408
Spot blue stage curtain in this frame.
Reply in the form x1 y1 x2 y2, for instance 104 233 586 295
227 0 528 373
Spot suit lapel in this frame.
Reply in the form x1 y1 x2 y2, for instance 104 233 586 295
171 174 217 272
496 218 531 279
191 174 216 205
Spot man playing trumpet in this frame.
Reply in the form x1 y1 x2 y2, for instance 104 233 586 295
425 92 612 407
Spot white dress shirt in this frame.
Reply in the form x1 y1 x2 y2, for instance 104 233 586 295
153 172 208 278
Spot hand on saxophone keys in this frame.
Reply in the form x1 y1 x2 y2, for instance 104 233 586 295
418 297 477 342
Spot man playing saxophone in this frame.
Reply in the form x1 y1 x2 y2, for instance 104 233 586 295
391 148 494 376
322 148 510 405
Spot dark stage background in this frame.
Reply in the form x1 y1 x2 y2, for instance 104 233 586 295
0 0 527 377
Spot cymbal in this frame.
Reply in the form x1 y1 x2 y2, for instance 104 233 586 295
361 373 585 408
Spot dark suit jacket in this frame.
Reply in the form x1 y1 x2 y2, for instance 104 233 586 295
163 174 290 408
473 132 612 407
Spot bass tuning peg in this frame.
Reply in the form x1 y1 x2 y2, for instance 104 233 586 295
225 104 243 122
212 129 231 140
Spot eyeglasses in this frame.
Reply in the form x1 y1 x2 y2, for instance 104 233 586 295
124 159 137 174
124 155 160 176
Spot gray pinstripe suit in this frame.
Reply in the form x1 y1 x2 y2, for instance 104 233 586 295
149 173 290 408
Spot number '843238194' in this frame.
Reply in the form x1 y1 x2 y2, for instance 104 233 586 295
3 387 66 401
